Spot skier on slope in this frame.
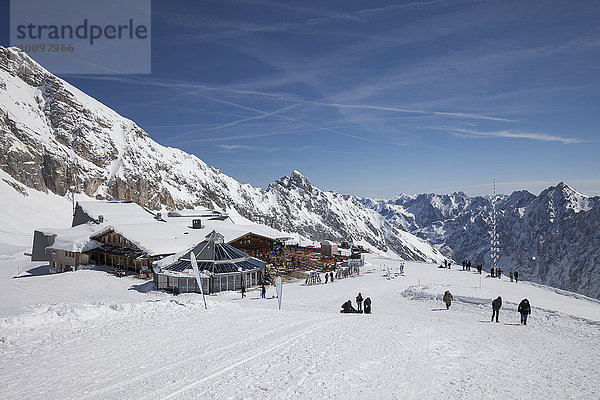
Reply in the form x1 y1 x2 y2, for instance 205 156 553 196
443 290 453 310
518 298 531 325
491 296 502 323
356 293 364 313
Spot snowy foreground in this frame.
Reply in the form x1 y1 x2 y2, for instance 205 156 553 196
1 250 599 400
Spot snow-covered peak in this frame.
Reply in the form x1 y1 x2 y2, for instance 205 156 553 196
272 170 314 192
539 182 593 214
0 46 51 85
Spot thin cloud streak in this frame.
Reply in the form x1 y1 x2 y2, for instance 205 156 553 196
193 0 450 42
75 75 516 125
447 128 589 144
310 101 516 122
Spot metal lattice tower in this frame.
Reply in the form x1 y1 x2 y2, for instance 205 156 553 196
490 179 499 271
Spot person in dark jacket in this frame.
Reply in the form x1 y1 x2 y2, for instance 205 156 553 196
356 293 364 313
491 267 495 277
364 297 372 314
340 300 357 313
443 291 453 310
491 296 502 322
514 270 519 283
518 298 531 325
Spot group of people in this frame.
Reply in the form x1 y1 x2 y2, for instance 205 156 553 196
438 259 453 269
443 292 531 325
461 260 472 271
341 292 372 314
490 267 519 282
442 290 531 325
491 296 530 324
460 260 484 274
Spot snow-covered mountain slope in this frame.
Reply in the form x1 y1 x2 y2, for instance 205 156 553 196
1 253 599 398
0 169 74 249
0 46 443 263
362 184 600 299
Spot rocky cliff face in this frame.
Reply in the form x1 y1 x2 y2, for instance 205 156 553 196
363 184 600 299
0 46 444 263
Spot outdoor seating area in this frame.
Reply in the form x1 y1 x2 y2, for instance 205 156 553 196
251 245 346 277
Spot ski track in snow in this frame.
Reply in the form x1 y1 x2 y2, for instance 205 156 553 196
1 253 599 399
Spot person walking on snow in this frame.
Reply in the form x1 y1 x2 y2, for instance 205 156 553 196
241 282 246 298
509 270 513 282
261 284 266 299
514 270 519 283
518 298 531 325
443 290 453 310
492 296 502 322
491 267 495 277
356 292 364 313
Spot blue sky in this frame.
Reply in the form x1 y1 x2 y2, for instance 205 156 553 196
3 0 600 197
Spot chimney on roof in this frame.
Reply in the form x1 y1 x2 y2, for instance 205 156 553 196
98 215 104 223
192 219 202 229
155 212 162 220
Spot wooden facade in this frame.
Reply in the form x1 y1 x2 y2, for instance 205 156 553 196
231 232 278 254
87 230 168 273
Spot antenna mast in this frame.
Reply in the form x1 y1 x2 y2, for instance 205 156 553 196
490 179 499 272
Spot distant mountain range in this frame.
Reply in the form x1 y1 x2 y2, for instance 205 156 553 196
1 46 598 299
362 185 600 299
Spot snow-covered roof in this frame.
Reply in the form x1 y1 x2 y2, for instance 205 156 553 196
76 201 155 224
41 223 103 253
45 201 290 257
167 208 227 219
